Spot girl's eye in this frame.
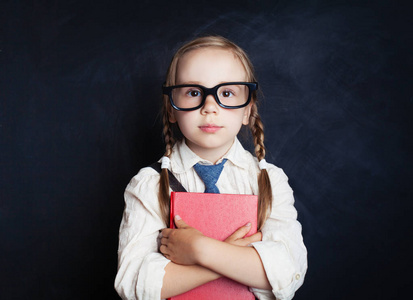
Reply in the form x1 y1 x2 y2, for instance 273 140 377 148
221 90 234 97
186 89 202 97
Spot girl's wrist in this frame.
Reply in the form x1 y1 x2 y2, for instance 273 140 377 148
192 235 211 265
195 236 222 267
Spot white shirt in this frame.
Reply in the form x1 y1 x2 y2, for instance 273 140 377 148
115 138 307 300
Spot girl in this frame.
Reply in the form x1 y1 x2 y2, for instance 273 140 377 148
115 36 307 300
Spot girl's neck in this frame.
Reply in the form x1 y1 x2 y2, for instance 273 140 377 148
185 138 234 164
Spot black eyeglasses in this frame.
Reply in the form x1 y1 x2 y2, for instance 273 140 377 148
162 82 258 111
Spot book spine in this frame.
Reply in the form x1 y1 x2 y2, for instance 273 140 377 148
169 191 175 228
167 193 174 300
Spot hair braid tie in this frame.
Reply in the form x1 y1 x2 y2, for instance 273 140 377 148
259 159 268 170
161 156 170 169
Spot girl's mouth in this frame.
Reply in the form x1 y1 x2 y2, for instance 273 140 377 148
199 124 222 133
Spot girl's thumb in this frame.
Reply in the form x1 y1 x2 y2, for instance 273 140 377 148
174 215 187 228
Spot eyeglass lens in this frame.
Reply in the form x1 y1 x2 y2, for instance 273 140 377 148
171 84 250 109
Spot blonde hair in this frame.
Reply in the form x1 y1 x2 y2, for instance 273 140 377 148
159 36 272 229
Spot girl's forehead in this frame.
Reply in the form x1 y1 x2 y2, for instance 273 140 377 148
180 47 239 65
176 47 247 83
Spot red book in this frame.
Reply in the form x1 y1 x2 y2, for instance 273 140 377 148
169 191 258 300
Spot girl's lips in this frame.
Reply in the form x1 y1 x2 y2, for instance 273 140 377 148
199 124 222 133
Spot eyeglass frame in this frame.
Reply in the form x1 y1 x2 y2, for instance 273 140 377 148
162 82 258 111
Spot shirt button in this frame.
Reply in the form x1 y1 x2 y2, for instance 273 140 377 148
295 274 301 280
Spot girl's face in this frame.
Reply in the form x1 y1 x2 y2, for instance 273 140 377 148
169 47 252 163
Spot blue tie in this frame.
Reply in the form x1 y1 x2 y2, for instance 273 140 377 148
193 159 227 194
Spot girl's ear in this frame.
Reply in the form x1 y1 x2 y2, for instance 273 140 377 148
242 103 253 125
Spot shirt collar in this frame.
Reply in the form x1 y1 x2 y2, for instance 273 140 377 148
170 137 251 174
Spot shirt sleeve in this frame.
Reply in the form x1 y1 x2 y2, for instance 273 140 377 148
114 167 170 300
250 165 308 300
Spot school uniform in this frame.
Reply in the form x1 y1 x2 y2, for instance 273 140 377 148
115 138 307 300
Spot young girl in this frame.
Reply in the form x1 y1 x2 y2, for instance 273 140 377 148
115 36 307 300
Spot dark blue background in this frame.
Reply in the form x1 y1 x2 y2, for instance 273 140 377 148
1 0 412 299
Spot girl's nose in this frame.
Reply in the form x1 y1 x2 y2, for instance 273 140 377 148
201 95 219 114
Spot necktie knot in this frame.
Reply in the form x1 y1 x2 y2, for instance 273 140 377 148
193 159 227 194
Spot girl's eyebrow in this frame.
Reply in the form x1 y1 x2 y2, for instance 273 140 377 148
178 81 201 85
176 81 237 86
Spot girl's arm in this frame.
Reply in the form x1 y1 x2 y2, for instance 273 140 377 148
161 262 220 299
161 166 307 300
160 215 270 298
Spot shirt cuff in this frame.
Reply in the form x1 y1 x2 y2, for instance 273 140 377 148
251 241 303 300
136 253 170 300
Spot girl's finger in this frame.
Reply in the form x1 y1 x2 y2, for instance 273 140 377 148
161 228 171 237
225 222 252 242
159 244 169 255
160 237 168 245
159 244 166 254
173 215 189 229
242 231 262 244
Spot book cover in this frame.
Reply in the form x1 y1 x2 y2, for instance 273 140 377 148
169 191 258 300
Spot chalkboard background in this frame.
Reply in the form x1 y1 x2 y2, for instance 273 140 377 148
1 0 412 299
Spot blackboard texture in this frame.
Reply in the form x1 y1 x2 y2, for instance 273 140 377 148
1 0 412 299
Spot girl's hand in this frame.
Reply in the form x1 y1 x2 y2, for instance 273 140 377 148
224 223 262 247
160 215 205 265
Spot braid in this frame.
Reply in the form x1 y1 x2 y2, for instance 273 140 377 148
158 104 176 226
162 106 176 157
249 103 273 229
249 104 266 161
